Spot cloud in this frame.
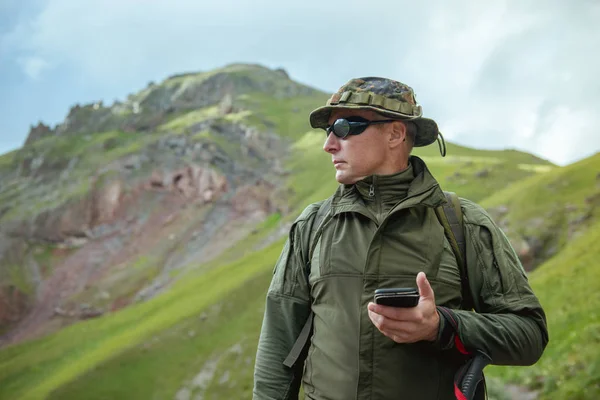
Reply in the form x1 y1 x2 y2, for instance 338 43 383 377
388 0 600 165
1 0 599 165
1 0 299 83
17 55 50 79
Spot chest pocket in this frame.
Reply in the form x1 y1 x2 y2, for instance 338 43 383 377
314 207 451 280
315 212 377 278
376 207 445 279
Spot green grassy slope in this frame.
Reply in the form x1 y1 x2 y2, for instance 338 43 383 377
413 143 555 204
47 268 270 400
480 152 600 267
0 149 17 172
236 92 329 139
487 218 600 399
481 151 600 224
0 238 282 400
414 140 551 165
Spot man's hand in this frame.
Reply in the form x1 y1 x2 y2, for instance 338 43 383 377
367 272 440 343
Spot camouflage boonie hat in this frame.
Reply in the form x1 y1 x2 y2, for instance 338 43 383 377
310 77 439 147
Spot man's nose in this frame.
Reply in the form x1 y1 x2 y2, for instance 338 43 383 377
323 132 340 153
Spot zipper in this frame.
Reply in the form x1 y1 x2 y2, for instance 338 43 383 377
371 176 383 223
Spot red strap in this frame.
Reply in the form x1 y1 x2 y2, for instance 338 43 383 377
454 383 467 400
454 335 470 355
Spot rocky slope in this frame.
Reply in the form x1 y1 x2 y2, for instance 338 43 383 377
0 63 325 344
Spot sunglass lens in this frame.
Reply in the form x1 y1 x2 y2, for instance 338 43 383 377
333 119 350 138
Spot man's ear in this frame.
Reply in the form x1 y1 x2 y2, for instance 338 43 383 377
388 121 407 149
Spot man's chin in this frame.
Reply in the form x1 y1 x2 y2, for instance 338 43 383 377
335 171 356 185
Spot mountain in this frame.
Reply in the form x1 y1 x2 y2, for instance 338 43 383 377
0 63 327 345
0 63 596 400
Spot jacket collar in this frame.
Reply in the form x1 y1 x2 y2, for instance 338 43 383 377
331 155 446 218
353 163 414 204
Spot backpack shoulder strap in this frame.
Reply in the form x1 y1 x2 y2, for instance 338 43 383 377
307 196 333 262
435 191 473 310
283 196 333 369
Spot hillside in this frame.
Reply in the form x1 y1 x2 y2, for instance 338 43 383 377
486 216 600 399
0 63 327 344
481 152 600 270
1 63 595 399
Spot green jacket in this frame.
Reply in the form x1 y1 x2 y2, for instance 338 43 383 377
253 156 548 400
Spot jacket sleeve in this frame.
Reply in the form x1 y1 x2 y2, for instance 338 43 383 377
441 199 549 366
253 207 317 400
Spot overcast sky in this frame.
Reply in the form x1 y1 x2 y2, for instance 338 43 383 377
1 0 598 165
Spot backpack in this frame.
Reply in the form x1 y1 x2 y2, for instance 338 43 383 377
283 191 471 369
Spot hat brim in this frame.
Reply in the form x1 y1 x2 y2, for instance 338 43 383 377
309 104 439 147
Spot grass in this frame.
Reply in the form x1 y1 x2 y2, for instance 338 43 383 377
237 92 329 139
65 254 163 312
176 210 286 283
157 106 220 133
0 177 90 222
13 129 161 176
0 243 69 300
413 142 553 166
3 264 34 296
258 212 281 231
0 238 284 400
481 152 600 223
16 130 119 164
31 245 57 278
0 149 17 172
285 131 339 214
486 218 600 399
478 152 600 266
48 268 270 400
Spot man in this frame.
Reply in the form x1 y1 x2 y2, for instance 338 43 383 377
253 77 548 400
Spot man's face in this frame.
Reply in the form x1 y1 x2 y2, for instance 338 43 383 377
323 109 393 185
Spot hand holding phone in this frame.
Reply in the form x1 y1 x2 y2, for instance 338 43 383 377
369 274 439 343
373 287 420 308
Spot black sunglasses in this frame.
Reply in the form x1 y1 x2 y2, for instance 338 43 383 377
325 116 397 139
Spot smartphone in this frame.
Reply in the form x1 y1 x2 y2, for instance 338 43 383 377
374 288 420 308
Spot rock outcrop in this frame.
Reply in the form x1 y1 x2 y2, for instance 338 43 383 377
24 122 55 146
149 164 228 203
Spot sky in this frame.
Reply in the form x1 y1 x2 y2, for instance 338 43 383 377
0 0 599 166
